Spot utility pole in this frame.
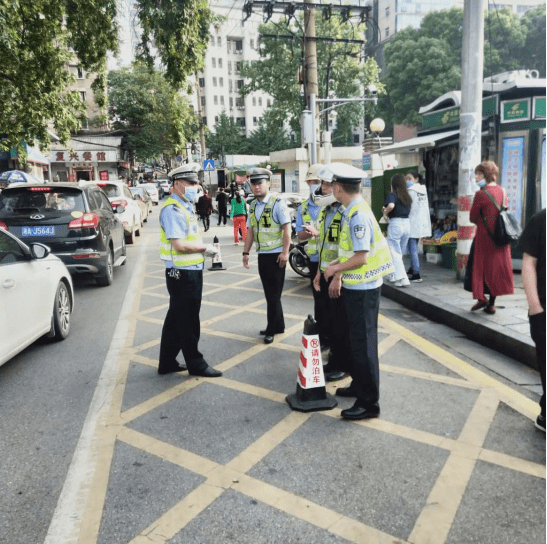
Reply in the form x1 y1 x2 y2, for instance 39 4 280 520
457 0 486 279
304 7 318 164
194 73 207 164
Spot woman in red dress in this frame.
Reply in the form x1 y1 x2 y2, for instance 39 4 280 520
469 161 514 314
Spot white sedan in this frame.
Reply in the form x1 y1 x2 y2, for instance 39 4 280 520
0 228 74 367
137 183 160 205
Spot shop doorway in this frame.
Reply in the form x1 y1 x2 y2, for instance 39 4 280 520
75 169 93 181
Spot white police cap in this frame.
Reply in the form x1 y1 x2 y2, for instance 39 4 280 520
169 163 201 182
327 162 367 184
247 167 272 183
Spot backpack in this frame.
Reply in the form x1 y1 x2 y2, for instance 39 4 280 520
480 188 522 246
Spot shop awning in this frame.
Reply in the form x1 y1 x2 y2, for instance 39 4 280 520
371 130 460 155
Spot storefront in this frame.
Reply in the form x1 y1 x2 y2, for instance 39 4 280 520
0 142 51 181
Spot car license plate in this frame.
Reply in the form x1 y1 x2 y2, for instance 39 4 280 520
21 226 56 237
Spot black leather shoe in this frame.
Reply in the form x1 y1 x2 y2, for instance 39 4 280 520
158 364 187 375
188 366 222 378
335 385 357 397
264 335 274 344
341 404 380 420
325 371 348 382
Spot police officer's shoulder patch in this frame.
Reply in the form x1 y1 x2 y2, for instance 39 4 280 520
353 224 366 239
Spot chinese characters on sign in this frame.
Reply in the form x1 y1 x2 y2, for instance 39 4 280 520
52 151 110 162
298 335 325 389
500 136 525 225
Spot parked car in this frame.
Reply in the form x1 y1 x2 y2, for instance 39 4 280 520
159 179 170 195
0 182 126 286
0 228 74 366
137 182 160 205
94 180 144 243
130 187 153 219
150 180 165 199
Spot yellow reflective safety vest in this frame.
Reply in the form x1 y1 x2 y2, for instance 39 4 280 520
299 199 320 258
318 205 343 272
159 196 204 268
249 194 283 252
339 200 394 285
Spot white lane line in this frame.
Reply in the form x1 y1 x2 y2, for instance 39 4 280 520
44 244 148 544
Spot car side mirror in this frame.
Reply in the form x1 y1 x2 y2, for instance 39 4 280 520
29 243 50 259
115 205 125 214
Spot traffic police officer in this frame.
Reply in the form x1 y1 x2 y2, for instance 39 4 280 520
242 167 291 344
323 163 394 420
311 166 347 382
158 163 222 377
295 164 327 347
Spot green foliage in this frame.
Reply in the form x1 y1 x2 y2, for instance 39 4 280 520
381 6 546 126
0 0 117 152
205 112 248 156
239 15 383 146
136 0 216 87
246 112 294 155
108 63 197 161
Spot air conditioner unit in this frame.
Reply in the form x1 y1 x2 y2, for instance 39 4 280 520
237 106 245 110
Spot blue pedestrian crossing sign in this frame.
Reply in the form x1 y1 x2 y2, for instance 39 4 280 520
203 159 215 172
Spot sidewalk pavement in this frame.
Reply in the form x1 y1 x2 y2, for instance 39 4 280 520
382 256 536 369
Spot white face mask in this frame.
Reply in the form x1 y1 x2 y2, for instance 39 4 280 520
477 180 486 188
309 183 320 195
184 186 199 202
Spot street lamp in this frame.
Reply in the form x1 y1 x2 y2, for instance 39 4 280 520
370 117 385 134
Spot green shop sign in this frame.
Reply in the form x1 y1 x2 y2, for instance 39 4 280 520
422 96 497 130
533 97 546 119
501 98 531 123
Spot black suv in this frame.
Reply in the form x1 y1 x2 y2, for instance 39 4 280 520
0 182 126 286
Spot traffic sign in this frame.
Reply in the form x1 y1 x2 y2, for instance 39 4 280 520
176 155 183 162
203 159 215 172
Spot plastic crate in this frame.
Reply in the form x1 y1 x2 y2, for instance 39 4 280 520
423 243 441 254
426 253 442 264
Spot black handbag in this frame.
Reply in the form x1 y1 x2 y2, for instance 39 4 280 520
480 188 522 246
463 239 474 292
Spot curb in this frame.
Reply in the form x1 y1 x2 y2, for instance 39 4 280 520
381 282 537 370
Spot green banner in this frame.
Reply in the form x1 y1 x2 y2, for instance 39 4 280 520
422 96 497 130
534 97 546 119
501 99 530 123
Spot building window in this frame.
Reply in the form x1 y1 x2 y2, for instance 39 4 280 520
79 91 86 102
229 79 233 91
210 35 214 46
385 27 390 38
239 117 246 128
267 99 271 107
214 95 218 105
77 68 84 79
250 39 254 49
252 97 256 106
236 97 244 108
218 58 222 68
212 58 216 68
353 134 360 143
253 117 258 126
213 77 217 86
258 97 262 106
217 36 221 46
219 77 224 87
385 6 390 16
199 77 205 87
227 40 231 53
201 96 206 106
237 79 244 89
215 116 219 123
229 97 233 107
235 39 243 52
235 61 240 74
220 96 225 105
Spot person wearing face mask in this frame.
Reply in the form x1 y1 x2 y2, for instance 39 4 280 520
158 164 222 377
324 163 394 420
296 164 327 346
469 161 514 314
405 171 431 283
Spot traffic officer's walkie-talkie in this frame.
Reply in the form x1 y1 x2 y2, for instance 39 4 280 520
262 209 272 228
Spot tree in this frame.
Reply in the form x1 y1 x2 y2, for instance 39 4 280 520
239 15 383 146
247 112 294 155
135 0 216 87
519 5 546 77
108 63 197 161
0 0 117 152
206 113 248 157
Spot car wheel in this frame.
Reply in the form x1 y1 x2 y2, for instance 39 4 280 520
96 248 114 286
51 281 71 340
126 221 135 244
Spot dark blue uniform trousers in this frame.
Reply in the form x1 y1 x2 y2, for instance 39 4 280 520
341 286 381 410
258 253 286 336
159 268 207 373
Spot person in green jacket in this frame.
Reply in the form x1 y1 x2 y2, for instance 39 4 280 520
230 190 247 245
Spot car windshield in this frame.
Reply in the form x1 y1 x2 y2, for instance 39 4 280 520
130 188 145 197
0 187 86 213
97 184 121 198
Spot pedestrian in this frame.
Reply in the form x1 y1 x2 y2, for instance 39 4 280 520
405 171 431 282
517 208 545 431
311 165 347 382
158 163 222 377
324 163 394 420
242 167 291 344
230 190 247 245
196 187 213 232
296 164 328 348
382 174 411 287
469 161 514 314
216 188 229 225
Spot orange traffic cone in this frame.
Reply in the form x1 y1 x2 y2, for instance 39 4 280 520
208 235 226 271
286 315 338 412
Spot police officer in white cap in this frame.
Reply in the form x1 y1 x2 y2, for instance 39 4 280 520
323 163 394 420
242 167 291 344
158 163 222 377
